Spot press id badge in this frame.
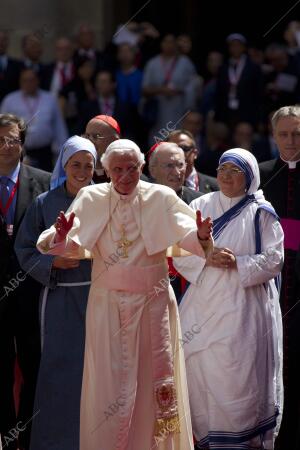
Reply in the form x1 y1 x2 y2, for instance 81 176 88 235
6 224 14 236
228 97 239 110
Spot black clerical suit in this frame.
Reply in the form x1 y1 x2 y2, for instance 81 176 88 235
259 158 300 450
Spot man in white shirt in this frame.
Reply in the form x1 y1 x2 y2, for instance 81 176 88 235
47 37 75 96
0 68 68 171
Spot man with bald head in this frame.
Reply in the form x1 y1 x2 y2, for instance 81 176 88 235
83 114 148 183
148 142 203 301
83 114 120 183
148 142 202 204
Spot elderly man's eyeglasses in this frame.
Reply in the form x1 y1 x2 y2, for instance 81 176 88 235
0 137 22 147
82 133 116 141
216 166 244 176
160 161 186 171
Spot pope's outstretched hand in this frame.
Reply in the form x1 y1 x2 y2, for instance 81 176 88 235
54 211 75 243
196 210 213 240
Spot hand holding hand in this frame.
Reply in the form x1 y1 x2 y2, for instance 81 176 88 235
205 247 237 269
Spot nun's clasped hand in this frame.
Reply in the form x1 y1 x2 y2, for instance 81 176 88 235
205 247 237 269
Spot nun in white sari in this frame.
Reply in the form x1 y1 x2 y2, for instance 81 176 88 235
174 148 284 450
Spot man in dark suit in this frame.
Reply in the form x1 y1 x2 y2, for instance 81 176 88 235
78 70 138 140
0 31 22 101
0 114 50 450
82 114 148 185
73 24 115 73
252 112 279 163
259 106 300 450
148 141 202 300
42 37 75 94
166 129 219 193
148 141 203 202
20 33 49 89
214 33 263 128
264 44 300 116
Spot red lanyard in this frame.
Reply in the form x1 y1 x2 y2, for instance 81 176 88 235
59 63 73 86
0 177 19 216
161 57 178 84
59 65 67 86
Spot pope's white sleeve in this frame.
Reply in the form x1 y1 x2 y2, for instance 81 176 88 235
173 253 206 285
37 218 89 259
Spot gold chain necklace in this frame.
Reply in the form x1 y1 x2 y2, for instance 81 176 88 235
108 185 142 258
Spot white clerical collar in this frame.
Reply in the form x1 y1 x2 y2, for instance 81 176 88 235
79 48 95 59
111 182 140 202
219 191 245 212
95 167 105 176
229 54 246 66
280 156 300 169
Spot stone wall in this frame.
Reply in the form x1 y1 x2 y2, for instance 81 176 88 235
0 0 114 61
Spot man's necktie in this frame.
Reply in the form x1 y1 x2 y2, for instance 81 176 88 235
0 57 5 76
0 176 9 215
60 64 67 87
104 99 112 115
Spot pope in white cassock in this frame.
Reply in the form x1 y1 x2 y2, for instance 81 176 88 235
36 139 213 450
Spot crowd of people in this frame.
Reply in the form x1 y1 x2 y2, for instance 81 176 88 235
2 20 300 168
0 18 300 450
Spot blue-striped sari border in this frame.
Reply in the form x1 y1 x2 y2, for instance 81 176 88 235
196 410 278 448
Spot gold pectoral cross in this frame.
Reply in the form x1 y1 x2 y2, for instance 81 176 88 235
116 225 132 258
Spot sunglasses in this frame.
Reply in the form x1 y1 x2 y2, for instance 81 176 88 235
179 144 195 152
